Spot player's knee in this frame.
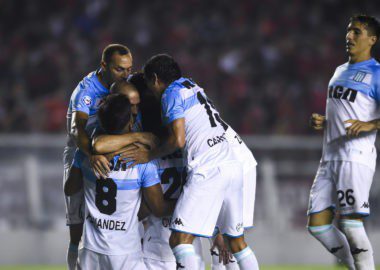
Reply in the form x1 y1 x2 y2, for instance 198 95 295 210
226 235 247 253
307 208 334 227
169 232 194 248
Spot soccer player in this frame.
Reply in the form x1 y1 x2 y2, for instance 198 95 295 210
123 54 259 270
76 93 175 270
94 75 207 270
308 15 380 270
64 44 133 269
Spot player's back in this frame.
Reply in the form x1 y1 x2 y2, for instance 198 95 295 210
66 71 109 147
323 58 380 169
79 152 160 255
161 77 233 169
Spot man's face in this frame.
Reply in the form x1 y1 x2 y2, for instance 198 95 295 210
145 75 162 98
346 21 376 55
103 53 133 84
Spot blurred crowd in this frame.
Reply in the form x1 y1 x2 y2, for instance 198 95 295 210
1 0 379 134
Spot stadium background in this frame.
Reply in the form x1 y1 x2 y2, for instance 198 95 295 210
0 0 379 268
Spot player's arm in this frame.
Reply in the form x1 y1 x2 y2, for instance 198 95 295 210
71 111 110 178
344 118 380 137
142 183 176 217
120 118 185 167
92 132 158 154
309 113 326 130
137 199 151 221
64 166 83 196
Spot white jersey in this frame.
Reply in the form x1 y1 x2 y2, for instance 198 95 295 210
161 77 233 170
76 151 160 256
143 151 184 262
225 126 257 166
322 58 380 170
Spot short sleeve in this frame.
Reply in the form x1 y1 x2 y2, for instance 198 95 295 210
71 88 94 115
139 160 160 188
161 89 184 125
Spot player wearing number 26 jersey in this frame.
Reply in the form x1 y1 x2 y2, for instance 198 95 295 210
308 15 380 270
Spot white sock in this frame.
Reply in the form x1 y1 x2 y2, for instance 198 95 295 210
172 244 200 270
66 243 78 270
210 247 239 270
233 246 259 270
308 225 355 269
340 219 375 270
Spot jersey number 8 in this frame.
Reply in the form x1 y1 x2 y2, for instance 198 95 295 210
95 178 117 215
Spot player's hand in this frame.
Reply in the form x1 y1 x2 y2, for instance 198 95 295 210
119 143 151 168
309 113 326 130
137 132 159 150
344 119 377 137
90 154 110 179
211 233 234 265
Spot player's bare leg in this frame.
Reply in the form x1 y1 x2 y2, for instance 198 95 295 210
339 215 375 270
170 232 202 269
224 235 258 270
308 208 355 269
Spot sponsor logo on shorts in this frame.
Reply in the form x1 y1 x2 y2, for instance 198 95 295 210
162 217 171 228
207 132 227 147
86 213 126 231
361 202 369 209
82 96 92 106
236 222 243 232
173 218 184 226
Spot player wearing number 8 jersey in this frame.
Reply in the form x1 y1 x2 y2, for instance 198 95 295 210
123 54 259 270
308 15 380 270
75 94 175 270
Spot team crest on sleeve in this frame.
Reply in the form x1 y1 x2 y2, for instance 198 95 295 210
82 96 92 106
353 71 367 82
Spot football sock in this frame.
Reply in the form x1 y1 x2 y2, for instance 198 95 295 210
66 242 78 270
308 224 355 269
340 219 375 270
210 247 239 270
233 246 259 270
172 244 200 270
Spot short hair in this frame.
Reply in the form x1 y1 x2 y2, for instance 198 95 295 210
101 44 131 64
98 93 132 134
350 15 380 41
110 81 138 95
143 54 182 85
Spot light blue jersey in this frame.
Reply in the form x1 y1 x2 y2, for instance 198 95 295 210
161 77 232 170
66 70 109 147
323 58 380 169
74 150 160 255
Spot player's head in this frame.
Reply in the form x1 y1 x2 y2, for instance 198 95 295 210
98 93 133 135
101 44 133 85
110 81 140 115
346 15 380 56
143 54 181 96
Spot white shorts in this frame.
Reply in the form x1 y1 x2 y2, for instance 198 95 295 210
243 163 256 228
170 161 244 237
143 258 176 270
77 248 146 270
308 161 374 216
63 146 84 225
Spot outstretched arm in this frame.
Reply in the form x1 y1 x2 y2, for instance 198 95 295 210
344 118 380 137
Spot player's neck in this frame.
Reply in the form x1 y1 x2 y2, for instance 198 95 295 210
348 52 372 64
97 70 111 89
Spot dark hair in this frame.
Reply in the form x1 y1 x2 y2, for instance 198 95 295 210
98 93 132 134
102 44 131 64
350 15 380 41
128 72 168 138
143 54 182 85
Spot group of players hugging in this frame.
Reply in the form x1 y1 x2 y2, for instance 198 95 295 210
63 14 379 270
